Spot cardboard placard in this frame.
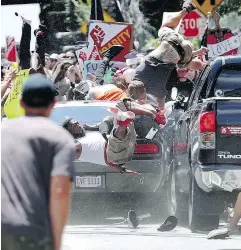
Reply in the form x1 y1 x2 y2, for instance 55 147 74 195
208 34 241 58
76 21 133 68
83 60 126 81
4 68 29 118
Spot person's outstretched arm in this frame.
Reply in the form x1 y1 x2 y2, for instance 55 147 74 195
19 21 31 70
161 10 188 30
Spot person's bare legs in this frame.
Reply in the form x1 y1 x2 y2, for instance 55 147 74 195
207 192 241 239
230 192 241 232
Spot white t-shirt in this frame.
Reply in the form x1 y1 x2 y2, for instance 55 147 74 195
76 132 107 166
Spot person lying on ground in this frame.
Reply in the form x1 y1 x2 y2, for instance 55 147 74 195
207 192 241 239
132 0 207 109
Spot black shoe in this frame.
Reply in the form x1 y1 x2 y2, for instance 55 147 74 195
102 45 124 61
157 216 178 232
182 0 195 13
128 210 139 229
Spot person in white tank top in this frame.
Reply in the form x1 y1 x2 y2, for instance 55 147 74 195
76 131 107 166
62 118 108 166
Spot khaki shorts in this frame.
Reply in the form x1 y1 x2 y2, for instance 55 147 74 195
107 123 136 165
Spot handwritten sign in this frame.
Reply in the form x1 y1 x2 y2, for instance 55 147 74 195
208 34 241 58
4 69 29 118
83 60 126 81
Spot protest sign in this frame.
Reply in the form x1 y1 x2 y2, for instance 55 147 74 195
83 60 126 82
5 36 17 62
79 21 133 64
206 13 241 59
4 68 29 118
207 34 241 58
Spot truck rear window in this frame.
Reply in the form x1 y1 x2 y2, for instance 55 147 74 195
213 68 241 97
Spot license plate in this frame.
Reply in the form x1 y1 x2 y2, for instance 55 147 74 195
75 175 103 188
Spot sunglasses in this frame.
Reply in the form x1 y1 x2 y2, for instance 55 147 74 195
63 56 75 59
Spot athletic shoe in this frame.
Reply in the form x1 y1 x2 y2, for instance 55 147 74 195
207 228 230 239
157 216 178 232
102 45 124 61
128 210 139 229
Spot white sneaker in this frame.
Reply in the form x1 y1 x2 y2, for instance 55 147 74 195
207 227 230 239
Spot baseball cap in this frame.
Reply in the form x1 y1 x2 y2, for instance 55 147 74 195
50 53 59 60
22 74 58 107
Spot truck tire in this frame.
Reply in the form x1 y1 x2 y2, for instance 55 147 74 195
189 176 220 232
167 163 188 223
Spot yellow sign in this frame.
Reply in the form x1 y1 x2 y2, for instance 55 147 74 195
192 0 224 15
4 69 29 118
80 11 116 34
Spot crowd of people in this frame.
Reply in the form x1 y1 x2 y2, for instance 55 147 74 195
1 0 240 249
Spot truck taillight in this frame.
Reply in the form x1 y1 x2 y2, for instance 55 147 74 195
199 111 216 149
199 111 216 133
134 144 159 154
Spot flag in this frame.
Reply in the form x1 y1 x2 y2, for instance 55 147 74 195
81 11 115 34
111 0 125 22
5 36 17 62
90 0 104 21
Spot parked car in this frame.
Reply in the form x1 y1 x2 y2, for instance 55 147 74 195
50 100 172 212
164 56 241 232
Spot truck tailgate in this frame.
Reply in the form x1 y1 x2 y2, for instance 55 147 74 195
216 100 241 164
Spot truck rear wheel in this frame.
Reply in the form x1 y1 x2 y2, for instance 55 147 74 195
189 176 220 232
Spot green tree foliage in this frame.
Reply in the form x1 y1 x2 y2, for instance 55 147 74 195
65 0 90 30
220 11 241 30
120 0 155 46
218 0 241 16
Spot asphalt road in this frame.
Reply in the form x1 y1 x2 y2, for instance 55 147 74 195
62 192 241 250
62 224 241 250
